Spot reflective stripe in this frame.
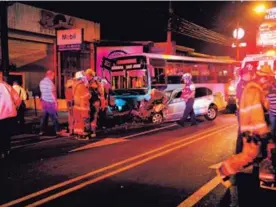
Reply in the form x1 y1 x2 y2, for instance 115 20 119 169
223 162 236 175
240 104 262 113
74 106 90 111
79 93 91 99
241 123 267 132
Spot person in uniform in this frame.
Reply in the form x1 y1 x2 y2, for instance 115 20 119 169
72 71 92 138
177 73 197 127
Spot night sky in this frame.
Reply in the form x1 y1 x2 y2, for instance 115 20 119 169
24 1 275 58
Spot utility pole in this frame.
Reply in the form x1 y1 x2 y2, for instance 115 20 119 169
166 1 173 54
0 2 10 82
236 21 240 61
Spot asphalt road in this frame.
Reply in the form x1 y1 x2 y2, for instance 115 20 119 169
0 114 275 207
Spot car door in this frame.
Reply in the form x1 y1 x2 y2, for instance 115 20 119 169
166 89 186 121
194 87 212 115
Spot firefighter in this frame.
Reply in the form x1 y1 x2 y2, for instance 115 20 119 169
65 79 74 135
177 73 197 127
72 71 92 138
85 69 101 137
216 63 275 188
97 78 109 129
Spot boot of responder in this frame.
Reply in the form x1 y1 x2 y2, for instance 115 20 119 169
216 133 261 188
259 140 276 190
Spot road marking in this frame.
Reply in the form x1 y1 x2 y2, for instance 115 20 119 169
26 125 235 207
121 123 177 139
209 162 222 169
0 124 234 207
70 138 129 152
69 124 177 152
176 176 220 207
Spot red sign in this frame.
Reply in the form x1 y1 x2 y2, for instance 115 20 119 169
116 59 137 65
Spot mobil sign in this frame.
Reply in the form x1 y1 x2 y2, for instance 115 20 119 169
57 29 83 46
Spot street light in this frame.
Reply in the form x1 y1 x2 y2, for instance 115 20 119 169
254 4 266 14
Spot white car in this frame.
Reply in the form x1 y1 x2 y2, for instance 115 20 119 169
151 87 218 124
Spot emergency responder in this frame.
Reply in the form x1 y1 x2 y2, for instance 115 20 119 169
227 64 257 207
65 79 74 135
177 73 197 127
85 69 101 137
72 70 92 138
97 78 109 129
216 63 275 188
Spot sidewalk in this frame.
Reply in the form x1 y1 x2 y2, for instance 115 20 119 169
12 110 68 140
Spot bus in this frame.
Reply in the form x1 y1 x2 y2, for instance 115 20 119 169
105 53 238 99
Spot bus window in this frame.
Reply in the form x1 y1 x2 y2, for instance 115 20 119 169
152 68 166 85
127 70 147 89
111 71 125 89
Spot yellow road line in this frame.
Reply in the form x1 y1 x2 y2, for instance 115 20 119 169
177 176 221 207
70 138 129 152
26 125 235 207
0 124 234 207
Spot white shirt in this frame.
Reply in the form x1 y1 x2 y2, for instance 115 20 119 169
39 77 57 103
0 81 21 120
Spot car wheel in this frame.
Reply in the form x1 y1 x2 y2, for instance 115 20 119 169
152 113 163 124
205 105 218 121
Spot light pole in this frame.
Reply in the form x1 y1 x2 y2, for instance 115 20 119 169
233 27 245 60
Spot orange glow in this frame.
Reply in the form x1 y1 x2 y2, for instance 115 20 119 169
265 50 276 56
254 4 266 14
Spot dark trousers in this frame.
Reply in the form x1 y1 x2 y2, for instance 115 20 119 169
180 98 196 124
0 118 13 154
40 101 60 133
16 102 25 132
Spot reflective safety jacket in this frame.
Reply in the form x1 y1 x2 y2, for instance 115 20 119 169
72 80 91 115
239 81 269 136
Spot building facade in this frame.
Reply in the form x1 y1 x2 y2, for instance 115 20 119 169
0 3 100 98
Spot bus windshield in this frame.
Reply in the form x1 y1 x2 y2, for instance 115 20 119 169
111 56 148 95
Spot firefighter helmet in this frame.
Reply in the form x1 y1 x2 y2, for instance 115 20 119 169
256 64 275 77
85 68 96 77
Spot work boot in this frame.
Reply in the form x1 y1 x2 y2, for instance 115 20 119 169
259 158 275 182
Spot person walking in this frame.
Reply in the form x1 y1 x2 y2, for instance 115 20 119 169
177 73 197 127
12 81 27 132
39 70 61 136
0 78 21 158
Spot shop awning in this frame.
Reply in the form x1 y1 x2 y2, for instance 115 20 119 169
0 39 48 68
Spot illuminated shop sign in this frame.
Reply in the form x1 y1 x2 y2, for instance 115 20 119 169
265 8 276 20
257 20 276 47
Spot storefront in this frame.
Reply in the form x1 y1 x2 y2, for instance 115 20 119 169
0 3 100 99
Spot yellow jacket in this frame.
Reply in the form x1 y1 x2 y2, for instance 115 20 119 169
239 81 269 136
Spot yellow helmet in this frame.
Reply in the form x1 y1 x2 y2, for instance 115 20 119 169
85 68 95 77
257 64 275 77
